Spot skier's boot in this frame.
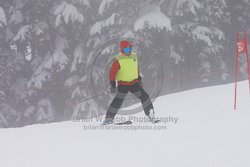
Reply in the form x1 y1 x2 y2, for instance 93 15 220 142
148 109 158 123
101 117 114 125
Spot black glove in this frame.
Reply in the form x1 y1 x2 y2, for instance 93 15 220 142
110 81 116 93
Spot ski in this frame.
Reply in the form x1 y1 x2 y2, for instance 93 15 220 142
152 120 161 123
113 120 161 125
101 119 161 125
114 120 132 125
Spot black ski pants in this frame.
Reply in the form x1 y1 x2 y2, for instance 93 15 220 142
105 82 154 119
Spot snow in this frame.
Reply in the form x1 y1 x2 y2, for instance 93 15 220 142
36 99 54 123
0 6 7 27
134 6 171 31
1 81 250 167
170 45 183 64
64 75 80 87
212 27 225 40
71 43 84 72
90 13 118 35
9 10 23 25
192 26 213 46
122 29 135 38
99 0 115 15
190 27 225 49
54 1 84 27
48 35 69 70
74 0 90 7
33 21 48 35
177 0 202 15
13 25 31 41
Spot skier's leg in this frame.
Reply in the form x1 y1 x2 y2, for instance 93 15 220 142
130 83 154 116
105 95 124 119
105 85 128 120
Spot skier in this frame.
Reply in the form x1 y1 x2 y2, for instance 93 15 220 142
102 40 156 125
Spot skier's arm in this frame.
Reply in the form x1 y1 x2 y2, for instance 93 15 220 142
109 59 120 81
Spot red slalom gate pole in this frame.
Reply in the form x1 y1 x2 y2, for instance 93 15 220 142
244 32 250 94
234 32 250 110
234 33 240 110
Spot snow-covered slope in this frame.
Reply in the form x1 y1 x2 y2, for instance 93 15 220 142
1 81 250 167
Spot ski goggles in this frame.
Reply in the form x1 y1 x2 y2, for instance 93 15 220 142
123 47 132 54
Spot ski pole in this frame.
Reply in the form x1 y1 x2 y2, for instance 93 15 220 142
75 90 110 106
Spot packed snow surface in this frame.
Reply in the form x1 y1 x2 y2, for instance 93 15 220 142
1 81 250 167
